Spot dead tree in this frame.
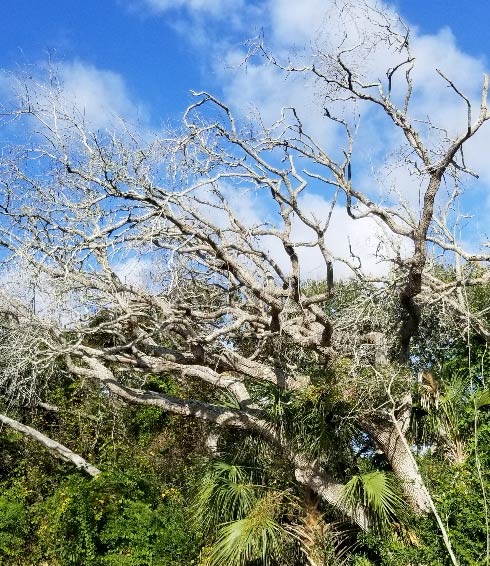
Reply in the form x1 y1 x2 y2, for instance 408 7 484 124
0 4 489 561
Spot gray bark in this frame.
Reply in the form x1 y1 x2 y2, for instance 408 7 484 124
366 415 431 513
0 412 101 477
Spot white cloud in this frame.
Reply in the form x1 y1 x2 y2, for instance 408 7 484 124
142 0 242 15
266 0 333 45
206 185 402 279
211 1 488 236
4 0 489 288
218 4 486 143
0 60 148 133
57 61 148 129
113 256 155 290
136 0 265 50
0 261 86 325
266 193 403 280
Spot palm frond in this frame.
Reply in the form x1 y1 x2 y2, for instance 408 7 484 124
192 461 257 534
473 389 490 409
204 491 286 566
340 471 402 531
412 373 468 463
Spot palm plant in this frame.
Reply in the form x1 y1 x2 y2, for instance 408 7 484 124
192 451 404 565
340 471 403 533
412 367 490 465
202 491 288 566
412 373 467 464
193 461 294 565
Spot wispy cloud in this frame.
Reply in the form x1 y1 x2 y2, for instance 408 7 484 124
56 61 149 128
3 1 489 283
117 0 490 271
209 1 490 242
0 59 148 132
141 0 243 15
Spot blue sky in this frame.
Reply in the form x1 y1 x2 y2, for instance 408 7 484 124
1 0 488 123
0 1 202 121
1 0 489 282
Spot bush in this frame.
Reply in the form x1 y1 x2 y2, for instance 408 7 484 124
0 488 28 565
33 471 199 566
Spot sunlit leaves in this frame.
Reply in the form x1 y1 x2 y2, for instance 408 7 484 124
341 471 402 532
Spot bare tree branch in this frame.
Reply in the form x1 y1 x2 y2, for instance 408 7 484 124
0 412 101 477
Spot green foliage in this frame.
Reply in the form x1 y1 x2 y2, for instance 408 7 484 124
193 462 258 534
4 275 490 565
251 380 357 476
474 389 490 410
125 405 169 445
204 492 287 566
193 460 305 566
0 471 198 566
341 472 403 532
357 448 490 565
0 377 201 566
0 487 29 564
364 355 490 564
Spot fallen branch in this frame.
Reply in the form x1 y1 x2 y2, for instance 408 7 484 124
0 412 101 477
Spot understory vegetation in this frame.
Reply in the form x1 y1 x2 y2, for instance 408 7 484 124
2 283 490 565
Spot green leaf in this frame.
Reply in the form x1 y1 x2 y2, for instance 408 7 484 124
473 389 490 409
341 471 402 531
205 492 286 566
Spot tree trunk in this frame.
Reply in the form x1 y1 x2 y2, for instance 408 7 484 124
293 454 369 529
366 416 431 513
